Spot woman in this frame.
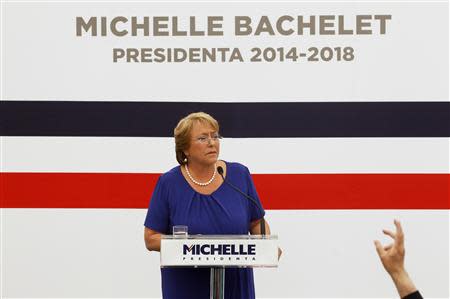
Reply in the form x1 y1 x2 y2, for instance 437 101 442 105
144 112 273 299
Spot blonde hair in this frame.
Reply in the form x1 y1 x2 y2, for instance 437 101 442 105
174 112 220 165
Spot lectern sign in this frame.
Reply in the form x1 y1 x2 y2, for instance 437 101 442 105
161 235 278 267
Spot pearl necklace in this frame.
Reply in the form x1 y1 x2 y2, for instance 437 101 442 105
185 164 217 186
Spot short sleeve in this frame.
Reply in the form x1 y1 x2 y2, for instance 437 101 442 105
244 166 266 222
144 175 170 234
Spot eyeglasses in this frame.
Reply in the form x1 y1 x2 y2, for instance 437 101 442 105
194 134 222 144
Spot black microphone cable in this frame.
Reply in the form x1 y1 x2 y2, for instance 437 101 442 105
217 166 266 236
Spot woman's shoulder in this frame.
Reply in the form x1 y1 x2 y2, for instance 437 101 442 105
159 165 182 184
224 161 250 175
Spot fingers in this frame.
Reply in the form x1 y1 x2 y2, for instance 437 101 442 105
394 219 403 234
383 229 396 240
394 219 405 249
374 240 384 257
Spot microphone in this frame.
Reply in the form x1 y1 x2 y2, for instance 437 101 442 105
217 166 266 236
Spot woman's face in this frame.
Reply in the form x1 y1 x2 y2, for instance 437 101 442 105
184 121 220 166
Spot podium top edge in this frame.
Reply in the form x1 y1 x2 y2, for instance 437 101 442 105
161 234 278 240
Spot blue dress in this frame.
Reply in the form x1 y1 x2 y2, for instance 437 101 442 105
144 162 265 299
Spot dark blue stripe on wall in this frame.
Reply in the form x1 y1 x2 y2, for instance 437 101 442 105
1 101 449 137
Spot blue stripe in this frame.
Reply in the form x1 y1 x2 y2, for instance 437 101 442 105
1 101 449 137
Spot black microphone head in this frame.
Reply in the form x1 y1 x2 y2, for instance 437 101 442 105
217 166 224 175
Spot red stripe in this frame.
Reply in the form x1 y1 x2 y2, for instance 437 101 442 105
1 173 448 209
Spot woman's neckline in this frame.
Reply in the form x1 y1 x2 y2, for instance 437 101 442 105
179 160 228 196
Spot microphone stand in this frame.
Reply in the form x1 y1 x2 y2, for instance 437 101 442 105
210 166 266 299
217 167 266 237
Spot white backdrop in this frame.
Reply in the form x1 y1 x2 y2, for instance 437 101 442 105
2 2 448 101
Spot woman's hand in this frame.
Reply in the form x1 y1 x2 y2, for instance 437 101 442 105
374 220 417 298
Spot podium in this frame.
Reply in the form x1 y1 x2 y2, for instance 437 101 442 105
161 235 278 299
